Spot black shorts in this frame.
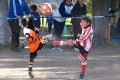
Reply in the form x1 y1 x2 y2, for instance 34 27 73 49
37 42 43 50
30 42 43 60
77 44 88 61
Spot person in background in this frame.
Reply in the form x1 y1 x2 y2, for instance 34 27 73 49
71 0 87 51
109 8 116 16
115 17 120 35
29 4 41 35
46 13 53 34
8 0 31 52
52 0 73 51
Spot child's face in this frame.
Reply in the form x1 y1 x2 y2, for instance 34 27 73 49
80 20 90 28
65 0 72 6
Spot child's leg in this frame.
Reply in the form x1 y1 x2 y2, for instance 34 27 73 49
77 45 88 79
28 51 37 78
81 61 87 74
29 51 37 72
78 51 88 79
52 41 71 46
78 52 87 73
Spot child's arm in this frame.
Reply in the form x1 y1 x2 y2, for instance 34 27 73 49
77 27 92 42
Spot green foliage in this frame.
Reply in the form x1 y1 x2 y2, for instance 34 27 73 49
109 0 116 9
86 0 92 16
108 0 120 11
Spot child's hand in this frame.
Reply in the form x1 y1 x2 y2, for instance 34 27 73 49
68 39 77 46
77 34 80 37
34 27 39 31
27 14 31 18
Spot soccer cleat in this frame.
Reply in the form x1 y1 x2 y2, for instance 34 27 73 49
28 71 34 78
44 36 54 47
79 72 86 79
41 36 48 44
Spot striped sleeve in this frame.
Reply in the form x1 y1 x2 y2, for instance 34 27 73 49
77 27 92 42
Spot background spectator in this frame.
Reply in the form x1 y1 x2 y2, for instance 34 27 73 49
29 4 41 35
8 0 31 52
71 0 86 51
52 0 73 51
46 13 53 34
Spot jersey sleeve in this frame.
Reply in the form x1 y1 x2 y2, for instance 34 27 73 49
77 27 92 42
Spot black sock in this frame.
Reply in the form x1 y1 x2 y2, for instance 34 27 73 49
29 67 32 72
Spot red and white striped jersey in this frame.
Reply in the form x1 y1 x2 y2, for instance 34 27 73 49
77 26 93 52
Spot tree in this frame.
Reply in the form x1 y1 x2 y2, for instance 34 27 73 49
92 0 110 46
0 0 10 44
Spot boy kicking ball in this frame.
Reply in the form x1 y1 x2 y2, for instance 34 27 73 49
22 17 46 78
23 27 46 78
23 16 93 79
51 17 93 79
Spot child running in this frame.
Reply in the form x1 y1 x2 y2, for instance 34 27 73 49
51 17 93 79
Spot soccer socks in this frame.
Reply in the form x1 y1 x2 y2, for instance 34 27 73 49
28 59 34 78
81 61 87 73
52 41 63 46
28 59 34 72
29 62 33 71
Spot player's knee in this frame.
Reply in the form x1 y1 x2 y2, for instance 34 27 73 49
29 59 34 65
78 53 87 61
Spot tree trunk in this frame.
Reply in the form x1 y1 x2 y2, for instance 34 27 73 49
0 0 10 44
92 0 110 46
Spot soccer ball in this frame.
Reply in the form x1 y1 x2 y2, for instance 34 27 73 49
40 3 52 15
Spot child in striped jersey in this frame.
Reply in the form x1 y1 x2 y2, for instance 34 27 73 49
76 17 93 79
52 17 93 79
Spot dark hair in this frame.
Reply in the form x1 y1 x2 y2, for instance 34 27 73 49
30 4 37 11
81 17 91 25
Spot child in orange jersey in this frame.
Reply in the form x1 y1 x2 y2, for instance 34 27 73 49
23 26 44 78
52 17 93 79
22 14 47 78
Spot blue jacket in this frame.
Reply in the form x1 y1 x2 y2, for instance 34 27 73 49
59 2 73 17
31 12 40 28
46 14 53 24
8 0 31 18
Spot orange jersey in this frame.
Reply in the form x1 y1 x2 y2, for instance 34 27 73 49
23 28 41 53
